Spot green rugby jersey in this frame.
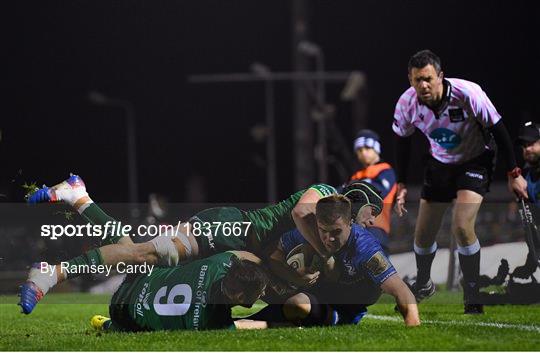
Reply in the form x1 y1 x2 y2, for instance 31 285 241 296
244 183 337 247
191 184 337 256
111 252 237 331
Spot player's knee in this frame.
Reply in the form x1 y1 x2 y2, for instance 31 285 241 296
284 293 333 327
414 225 438 246
283 293 311 321
452 207 476 230
414 237 435 248
451 221 474 243
414 230 437 248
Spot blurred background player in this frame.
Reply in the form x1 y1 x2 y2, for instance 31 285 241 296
518 121 540 208
349 129 397 253
514 121 540 277
392 49 528 314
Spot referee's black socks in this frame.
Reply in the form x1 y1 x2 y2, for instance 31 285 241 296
414 242 438 286
458 240 481 303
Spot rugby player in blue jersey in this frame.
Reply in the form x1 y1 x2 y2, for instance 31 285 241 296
251 193 420 327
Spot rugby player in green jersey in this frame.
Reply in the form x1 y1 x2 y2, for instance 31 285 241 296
90 251 269 331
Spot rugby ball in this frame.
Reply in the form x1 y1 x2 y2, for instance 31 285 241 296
285 243 328 273
286 244 306 270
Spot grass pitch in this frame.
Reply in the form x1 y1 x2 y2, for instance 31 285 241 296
1 291 539 351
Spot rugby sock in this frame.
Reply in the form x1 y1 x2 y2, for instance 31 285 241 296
80 203 115 226
246 304 286 323
75 198 93 213
414 242 437 285
28 263 58 295
458 240 481 303
63 248 104 279
51 177 88 206
80 203 122 245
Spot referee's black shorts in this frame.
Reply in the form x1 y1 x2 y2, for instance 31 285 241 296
421 150 495 202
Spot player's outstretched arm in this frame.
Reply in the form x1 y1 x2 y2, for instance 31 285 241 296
292 189 330 258
381 274 420 326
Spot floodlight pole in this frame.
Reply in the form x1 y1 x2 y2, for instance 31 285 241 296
298 41 328 182
88 91 140 219
188 70 363 200
251 63 278 204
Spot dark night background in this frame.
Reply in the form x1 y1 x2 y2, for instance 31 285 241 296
2 1 539 204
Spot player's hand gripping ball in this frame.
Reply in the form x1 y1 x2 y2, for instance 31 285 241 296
286 243 335 275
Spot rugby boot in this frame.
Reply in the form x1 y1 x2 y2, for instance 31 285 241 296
409 278 436 303
27 174 87 205
91 315 112 331
18 262 58 314
18 281 44 315
464 303 484 314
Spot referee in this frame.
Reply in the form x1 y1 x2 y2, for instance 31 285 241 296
392 49 528 314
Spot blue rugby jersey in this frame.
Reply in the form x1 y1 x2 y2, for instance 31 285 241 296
279 224 396 286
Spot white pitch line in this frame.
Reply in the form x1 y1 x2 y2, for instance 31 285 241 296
366 314 540 333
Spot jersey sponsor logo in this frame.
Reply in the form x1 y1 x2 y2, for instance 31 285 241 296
136 282 150 317
343 260 356 277
365 251 391 276
199 291 208 308
193 264 209 329
190 217 216 249
143 293 151 310
449 108 465 122
379 271 395 284
206 231 215 249
465 171 484 180
429 128 462 150
338 259 364 285
310 184 338 198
